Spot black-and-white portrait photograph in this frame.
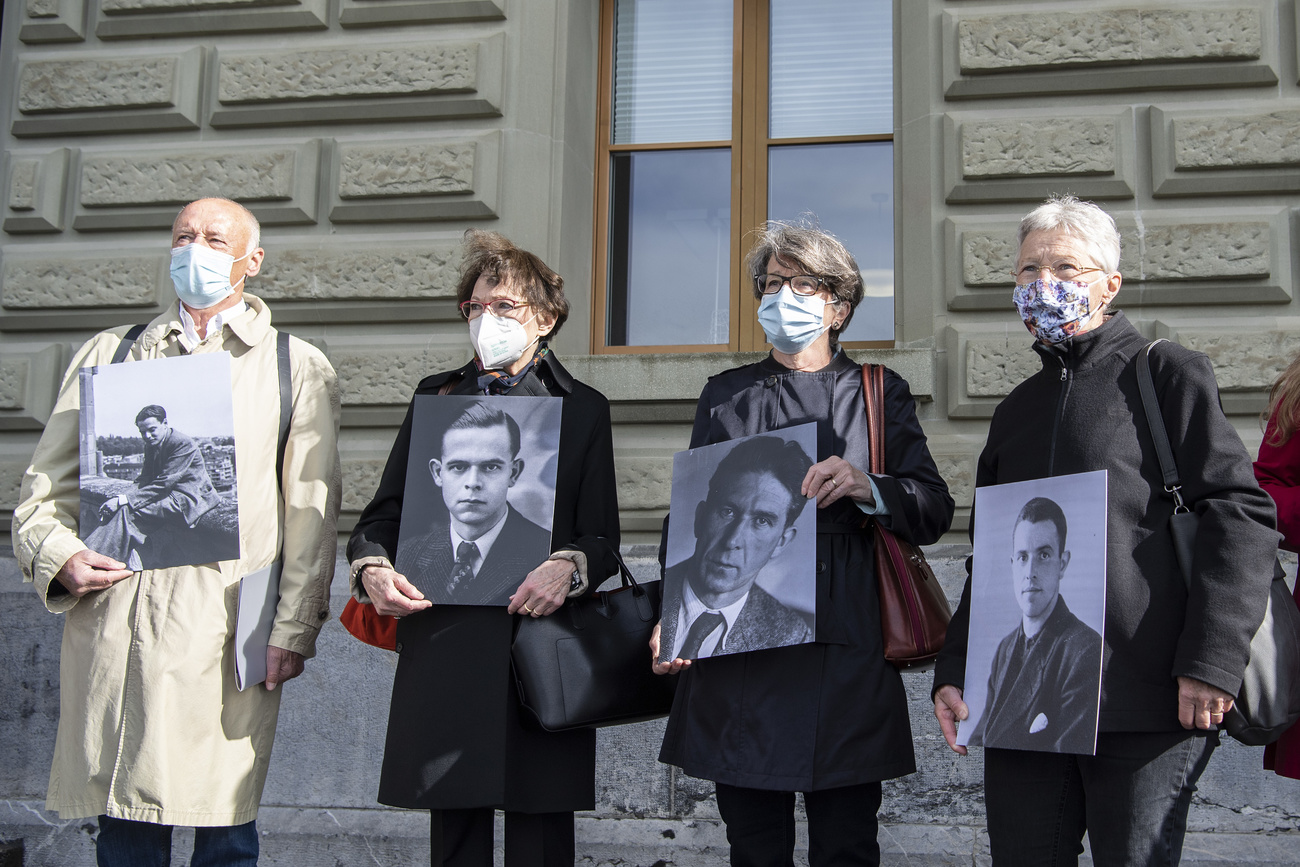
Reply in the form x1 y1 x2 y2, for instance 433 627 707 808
958 470 1108 755
658 424 818 663
78 352 239 571
396 395 561 606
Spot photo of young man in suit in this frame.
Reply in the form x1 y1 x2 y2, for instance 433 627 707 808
398 400 553 605
968 496 1103 753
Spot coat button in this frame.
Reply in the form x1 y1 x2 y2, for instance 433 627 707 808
318 609 329 621
395 642 403 653
816 560 827 574
765 375 777 387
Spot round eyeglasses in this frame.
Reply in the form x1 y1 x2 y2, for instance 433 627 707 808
756 274 826 296
458 299 530 320
1012 263 1105 283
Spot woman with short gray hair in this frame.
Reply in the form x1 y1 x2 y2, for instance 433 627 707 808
653 219 954 867
933 194 1278 865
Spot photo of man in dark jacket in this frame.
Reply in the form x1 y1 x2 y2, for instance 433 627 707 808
84 404 223 571
659 434 814 662
398 400 553 606
968 496 1102 754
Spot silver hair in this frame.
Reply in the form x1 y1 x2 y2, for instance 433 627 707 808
744 219 865 339
1017 194 1121 274
174 198 261 255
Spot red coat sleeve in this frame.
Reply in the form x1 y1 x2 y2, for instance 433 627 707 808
1254 416 1300 554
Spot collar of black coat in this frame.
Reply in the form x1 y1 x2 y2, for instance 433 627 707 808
1031 309 1145 373
757 345 857 377
417 345 575 396
137 293 275 352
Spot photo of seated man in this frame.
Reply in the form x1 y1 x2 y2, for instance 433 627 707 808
83 404 224 571
659 434 815 663
398 400 553 606
968 496 1103 754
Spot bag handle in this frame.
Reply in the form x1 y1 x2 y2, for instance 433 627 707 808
1136 340 1189 514
861 364 885 475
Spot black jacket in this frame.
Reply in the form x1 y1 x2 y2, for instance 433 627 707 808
970 597 1102 754
347 352 620 812
659 351 953 791
935 312 1278 732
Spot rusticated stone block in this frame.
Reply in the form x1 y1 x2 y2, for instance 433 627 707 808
1173 111 1300 169
258 246 459 301
9 161 38 210
2 257 157 308
80 150 297 206
957 8 1259 73
333 348 467 407
1139 8 1261 61
0 360 31 410
1140 223 1269 281
27 0 59 16
1178 332 1300 391
18 56 175 113
962 233 1017 286
218 43 477 104
0 462 26 508
341 458 385 513
961 118 1115 178
337 143 474 199
966 340 1039 398
933 453 974 509
616 456 673 511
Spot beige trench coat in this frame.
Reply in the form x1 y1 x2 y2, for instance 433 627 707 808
12 295 342 826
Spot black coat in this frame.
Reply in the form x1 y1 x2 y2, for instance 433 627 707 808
934 312 1279 732
347 353 621 812
658 351 954 791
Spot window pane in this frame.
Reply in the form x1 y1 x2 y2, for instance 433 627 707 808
768 142 893 342
607 149 731 346
769 0 892 138
612 0 732 144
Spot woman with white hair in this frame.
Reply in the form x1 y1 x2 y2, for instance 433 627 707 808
932 195 1279 865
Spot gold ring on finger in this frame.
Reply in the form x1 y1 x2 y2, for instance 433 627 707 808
524 604 535 614
830 477 839 488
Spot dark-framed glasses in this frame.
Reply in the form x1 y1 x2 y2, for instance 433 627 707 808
1013 263 1105 283
756 274 825 296
458 299 530 320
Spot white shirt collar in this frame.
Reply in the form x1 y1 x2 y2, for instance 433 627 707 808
449 507 510 575
177 300 249 351
672 574 751 659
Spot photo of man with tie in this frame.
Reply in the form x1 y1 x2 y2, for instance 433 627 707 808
658 432 816 663
397 400 553 605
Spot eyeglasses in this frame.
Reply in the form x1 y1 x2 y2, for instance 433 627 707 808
756 274 826 296
458 299 530 320
1013 263 1106 282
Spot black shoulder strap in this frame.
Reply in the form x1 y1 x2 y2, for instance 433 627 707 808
276 331 292 492
110 323 148 364
1136 339 1187 510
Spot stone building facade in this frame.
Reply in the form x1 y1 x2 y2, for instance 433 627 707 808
2 0 1298 863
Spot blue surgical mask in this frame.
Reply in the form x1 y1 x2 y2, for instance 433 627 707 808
757 286 833 354
169 244 250 310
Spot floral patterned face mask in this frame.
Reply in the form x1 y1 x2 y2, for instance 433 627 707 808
1012 276 1097 344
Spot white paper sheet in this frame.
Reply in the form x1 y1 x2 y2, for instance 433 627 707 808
235 561 281 691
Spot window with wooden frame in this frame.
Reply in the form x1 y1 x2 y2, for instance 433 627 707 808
592 0 895 354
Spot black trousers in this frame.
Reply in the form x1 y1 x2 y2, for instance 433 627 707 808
430 809 574 867
714 782 883 867
984 730 1218 867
